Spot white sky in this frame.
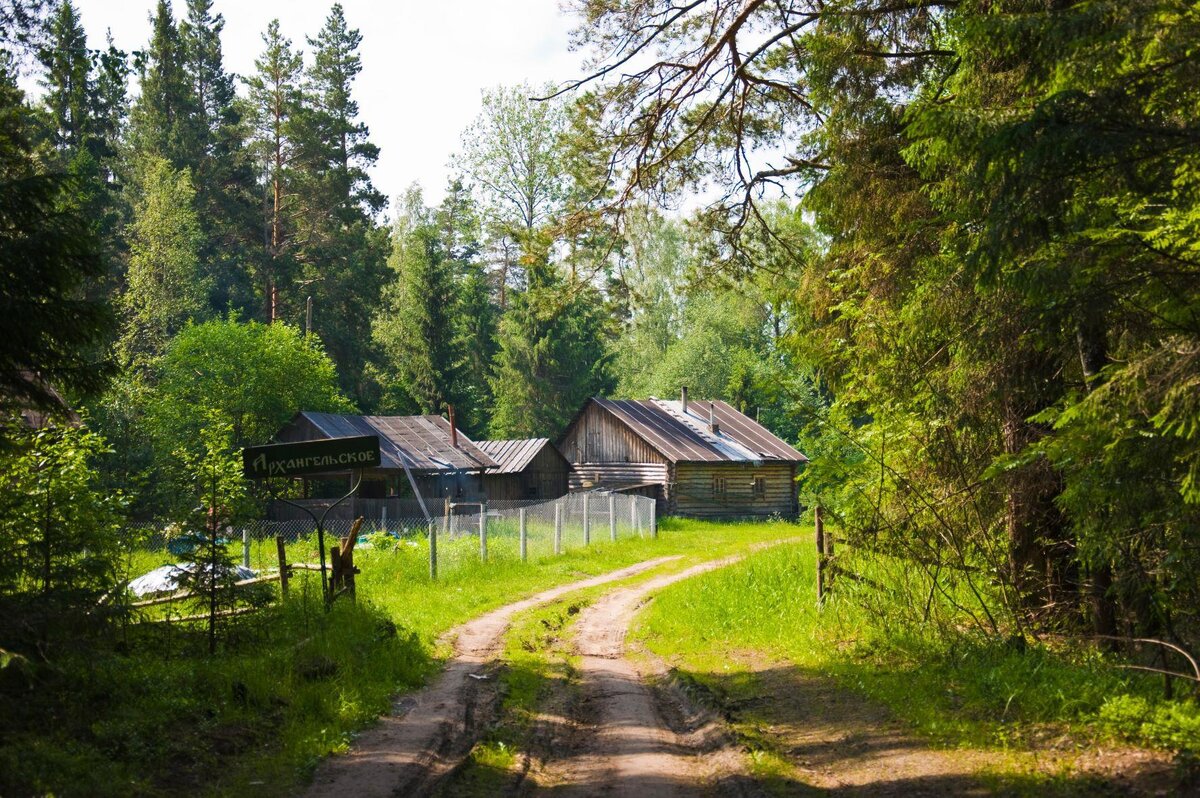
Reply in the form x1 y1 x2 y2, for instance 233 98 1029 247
62 0 585 213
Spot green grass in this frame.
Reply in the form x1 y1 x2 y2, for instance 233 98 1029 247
1 518 800 797
633 542 1200 759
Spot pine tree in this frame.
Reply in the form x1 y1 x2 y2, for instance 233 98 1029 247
244 18 303 322
489 232 611 439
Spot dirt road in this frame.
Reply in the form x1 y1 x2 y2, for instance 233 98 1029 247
533 556 748 796
305 556 680 798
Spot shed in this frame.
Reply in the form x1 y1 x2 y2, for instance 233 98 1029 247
268 411 497 521
558 391 808 519
476 438 571 502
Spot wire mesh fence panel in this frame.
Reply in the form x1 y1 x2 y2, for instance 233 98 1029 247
119 493 657 586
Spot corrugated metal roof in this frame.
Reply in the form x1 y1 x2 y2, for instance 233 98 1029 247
588 398 807 464
475 438 553 474
295 412 496 472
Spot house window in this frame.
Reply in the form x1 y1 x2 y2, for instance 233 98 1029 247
711 476 727 497
753 476 766 499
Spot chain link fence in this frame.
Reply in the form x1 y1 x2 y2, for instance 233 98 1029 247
119 492 658 582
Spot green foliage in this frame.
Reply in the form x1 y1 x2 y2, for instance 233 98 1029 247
489 236 613 439
120 155 207 365
151 317 351 453
0 64 112 418
0 419 124 655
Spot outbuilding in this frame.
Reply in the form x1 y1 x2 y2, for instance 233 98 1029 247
475 438 571 502
558 391 807 519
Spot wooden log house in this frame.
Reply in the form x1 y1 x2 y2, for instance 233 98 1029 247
558 390 807 519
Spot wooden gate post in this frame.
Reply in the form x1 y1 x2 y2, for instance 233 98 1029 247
815 505 826 603
631 499 639 537
649 499 657 539
519 507 527 561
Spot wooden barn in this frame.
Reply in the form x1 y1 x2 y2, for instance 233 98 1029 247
558 391 807 519
475 438 571 502
268 411 497 519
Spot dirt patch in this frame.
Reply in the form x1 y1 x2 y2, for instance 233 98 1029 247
304 556 681 798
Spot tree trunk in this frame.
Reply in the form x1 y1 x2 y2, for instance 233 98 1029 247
1077 309 1119 644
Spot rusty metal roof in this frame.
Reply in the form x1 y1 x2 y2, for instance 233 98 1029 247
586 398 807 464
294 412 496 472
475 438 558 474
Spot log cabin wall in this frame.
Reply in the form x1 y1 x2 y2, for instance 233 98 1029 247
673 462 797 519
560 403 670 466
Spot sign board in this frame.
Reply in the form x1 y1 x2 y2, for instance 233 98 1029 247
242 435 381 479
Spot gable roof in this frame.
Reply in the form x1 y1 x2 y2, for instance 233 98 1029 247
476 438 564 474
290 411 496 472
577 398 807 464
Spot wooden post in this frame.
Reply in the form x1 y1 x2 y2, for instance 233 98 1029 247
330 545 342 593
554 502 562 555
631 499 638 537
275 535 289 598
650 499 657 539
609 494 617 542
242 527 250 568
479 502 488 563
583 494 591 546
519 507 527 562
815 505 826 603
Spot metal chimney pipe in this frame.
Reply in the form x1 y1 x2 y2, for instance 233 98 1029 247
681 386 688 414
709 402 720 435
447 404 459 448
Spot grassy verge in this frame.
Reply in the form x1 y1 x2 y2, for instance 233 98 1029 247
0 518 798 797
633 542 1200 762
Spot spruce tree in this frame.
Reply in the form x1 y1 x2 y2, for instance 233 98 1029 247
179 0 258 316
373 210 460 416
39 0 91 155
290 3 386 400
128 0 200 173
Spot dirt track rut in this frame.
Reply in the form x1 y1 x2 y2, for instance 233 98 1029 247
533 556 747 796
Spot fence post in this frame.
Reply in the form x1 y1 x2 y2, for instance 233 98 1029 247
519 507 527 561
650 498 657 539
381 504 387 534
583 494 591 546
815 505 826 603
275 535 289 598
609 494 617 542
554 502 562 555
631 499 638 537
241 527 250 568
480 501 488 562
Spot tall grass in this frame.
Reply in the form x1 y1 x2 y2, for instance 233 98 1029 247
636 542 1200 753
